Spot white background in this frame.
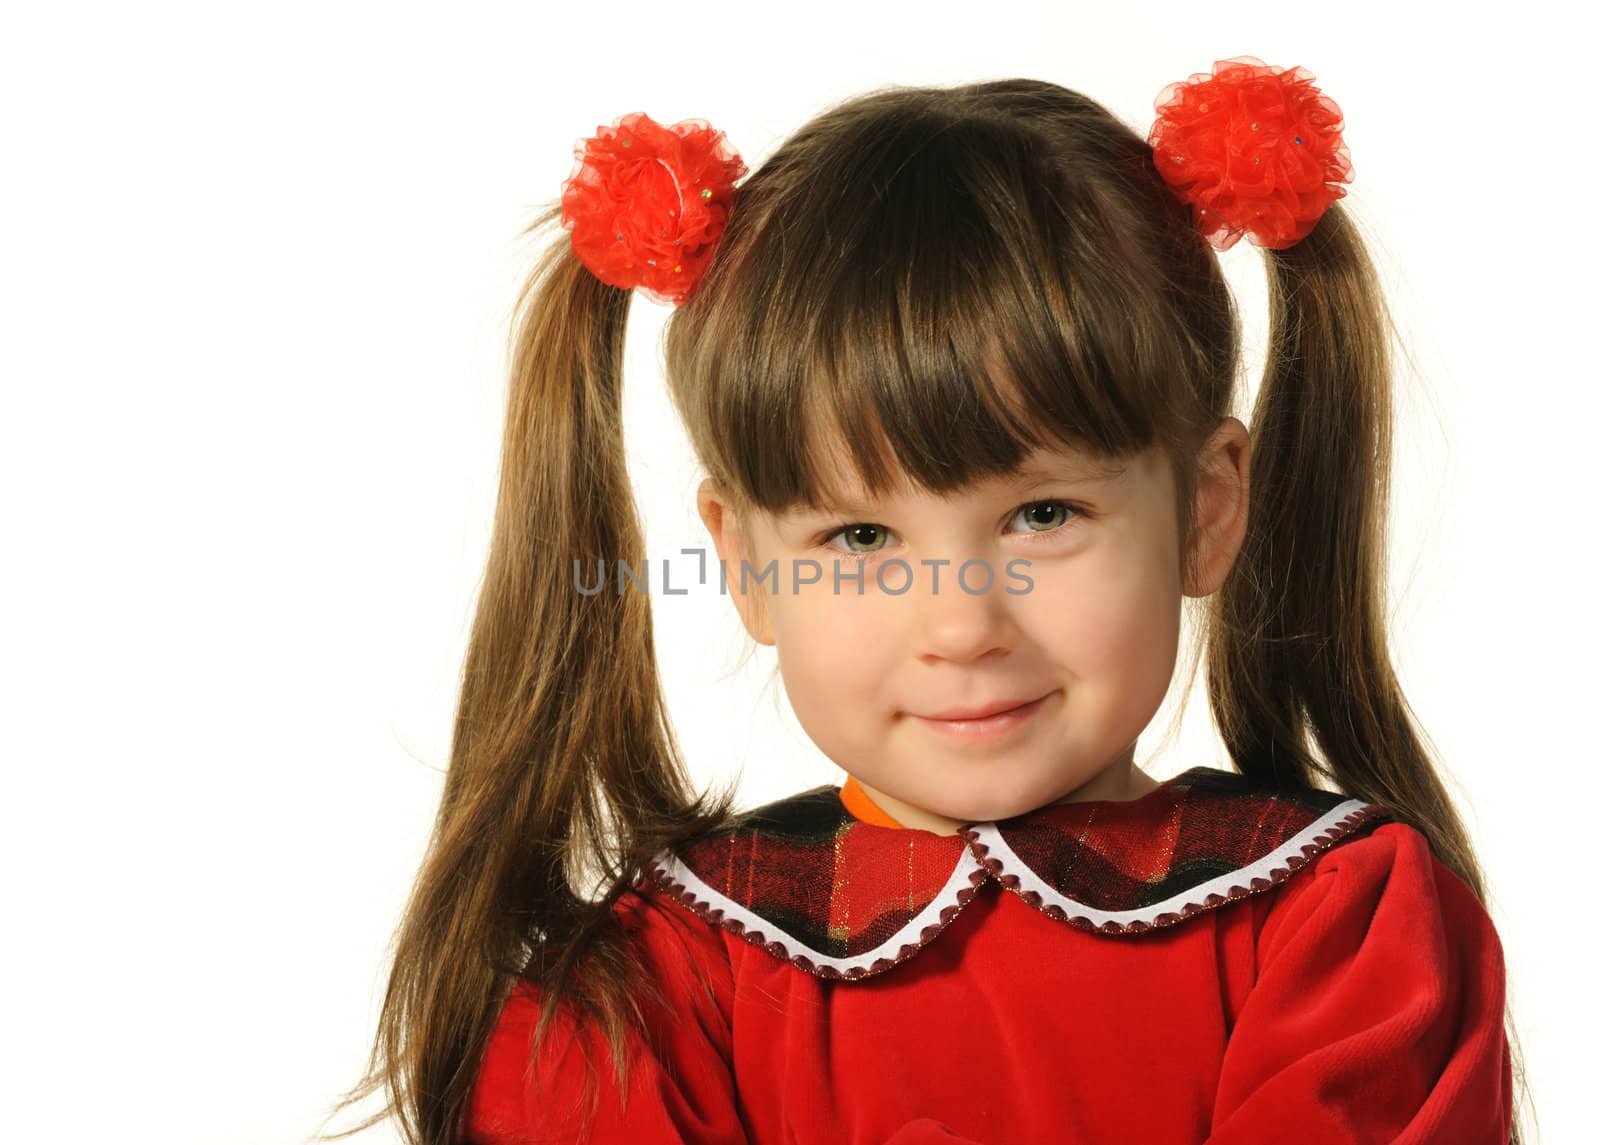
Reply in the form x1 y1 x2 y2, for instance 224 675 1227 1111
2 2 1589 1142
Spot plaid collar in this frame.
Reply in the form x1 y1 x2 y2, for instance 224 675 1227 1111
642 766 1393 982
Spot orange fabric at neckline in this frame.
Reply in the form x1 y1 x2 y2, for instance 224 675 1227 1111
839 775 904 828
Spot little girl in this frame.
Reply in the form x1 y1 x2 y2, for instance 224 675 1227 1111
332 57 1527 1144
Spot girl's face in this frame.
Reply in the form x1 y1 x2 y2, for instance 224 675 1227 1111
697 420 1250 833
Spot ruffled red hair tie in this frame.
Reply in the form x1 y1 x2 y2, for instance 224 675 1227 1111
560 111 748 307
1148 56 1354 251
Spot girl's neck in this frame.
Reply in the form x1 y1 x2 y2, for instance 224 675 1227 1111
842 761 1164 834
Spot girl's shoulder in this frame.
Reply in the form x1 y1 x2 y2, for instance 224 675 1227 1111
640 766 1405 983
466 884 740 1144
1256 814 1504 958
1211 816 1513 1138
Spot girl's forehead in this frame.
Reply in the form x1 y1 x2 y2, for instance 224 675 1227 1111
789 444 1137 516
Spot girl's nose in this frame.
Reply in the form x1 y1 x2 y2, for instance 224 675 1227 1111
907 561 1027 664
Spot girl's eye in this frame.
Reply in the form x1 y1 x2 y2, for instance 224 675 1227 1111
826 523 891 556
1011 501 1079 534
817 500 1087 559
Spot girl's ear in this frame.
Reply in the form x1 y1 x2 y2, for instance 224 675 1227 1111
696 478 776 646
1182 417 1252 598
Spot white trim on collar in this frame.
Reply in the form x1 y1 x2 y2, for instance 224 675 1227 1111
644 792 1392 977
963 798 1381 933
649 843 988 979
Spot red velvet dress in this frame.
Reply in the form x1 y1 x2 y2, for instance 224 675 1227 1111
464 766 1512 1143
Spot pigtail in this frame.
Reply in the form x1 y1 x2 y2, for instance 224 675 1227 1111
1209 202 1464 878
1207 201 1530 1143
317 201 740 1145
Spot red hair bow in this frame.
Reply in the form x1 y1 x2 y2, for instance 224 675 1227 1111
1148 56 1354 251
560 111 748 307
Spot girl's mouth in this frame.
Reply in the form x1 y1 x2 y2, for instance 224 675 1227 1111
911 691 1056 739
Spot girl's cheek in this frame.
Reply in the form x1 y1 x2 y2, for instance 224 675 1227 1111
1026 546 1172 641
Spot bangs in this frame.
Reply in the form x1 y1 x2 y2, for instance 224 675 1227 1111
671 86 1208 518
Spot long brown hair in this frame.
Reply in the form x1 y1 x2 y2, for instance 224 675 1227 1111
320 78 1530 1144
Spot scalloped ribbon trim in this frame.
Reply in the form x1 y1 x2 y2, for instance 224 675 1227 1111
641 798 1390 980
644 846 989 981
962 798 1389 936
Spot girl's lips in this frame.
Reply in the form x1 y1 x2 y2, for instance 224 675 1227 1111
911 691 1055 739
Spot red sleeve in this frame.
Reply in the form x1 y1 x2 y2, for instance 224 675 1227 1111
463 888 748 1144
881 1120 988 1144
1205 822 1513 1144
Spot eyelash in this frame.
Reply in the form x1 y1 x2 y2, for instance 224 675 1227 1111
813 499 1092 561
